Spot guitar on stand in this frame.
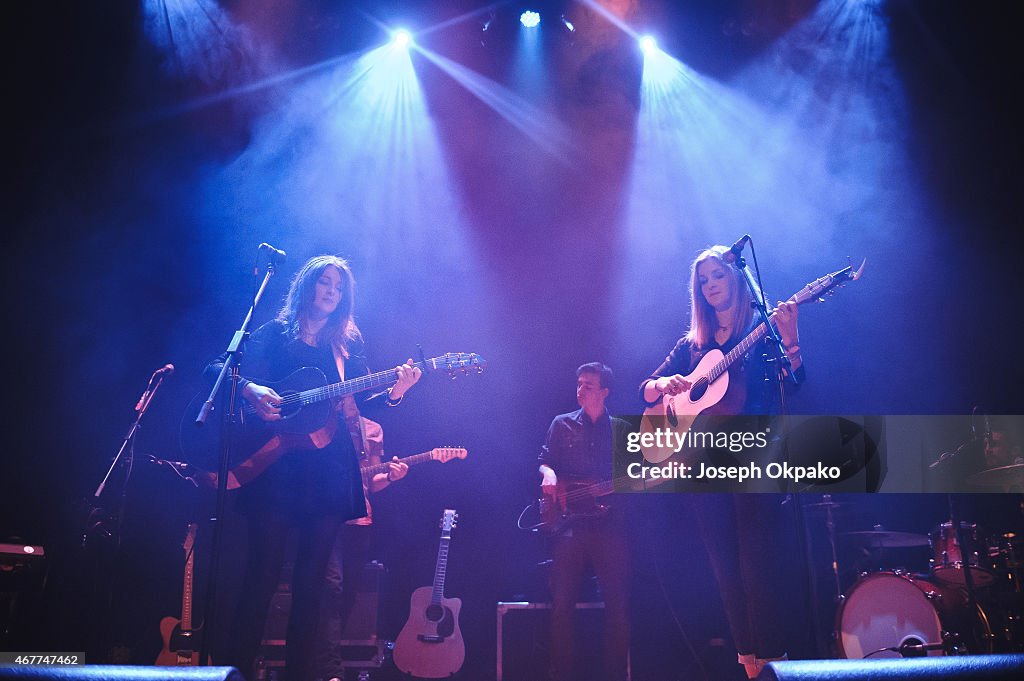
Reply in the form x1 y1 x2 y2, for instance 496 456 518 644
394 509 465 678
155 523 209 666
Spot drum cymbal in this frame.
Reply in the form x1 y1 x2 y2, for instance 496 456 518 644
966 463 1024 488
844 530 930 548
806 499 847 509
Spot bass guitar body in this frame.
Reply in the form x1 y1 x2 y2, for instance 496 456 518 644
393 587 465 678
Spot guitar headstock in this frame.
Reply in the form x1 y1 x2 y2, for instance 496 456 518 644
431 447 468 463
182 522 198 554
792 258 866 306
430 353 486 378
440 508 458 534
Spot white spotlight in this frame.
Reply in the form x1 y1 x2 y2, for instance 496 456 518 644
520 11 541 28
639 35 658 54
392 29 412 49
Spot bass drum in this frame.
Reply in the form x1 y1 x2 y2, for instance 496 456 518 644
837 572 992 658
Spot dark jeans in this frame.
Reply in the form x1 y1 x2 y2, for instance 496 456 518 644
549 512 631 681
694 494 800 659
315 523 373 679
226 511 342 681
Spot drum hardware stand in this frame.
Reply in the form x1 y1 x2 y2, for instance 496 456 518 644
819 494 844 604
948 494 981 640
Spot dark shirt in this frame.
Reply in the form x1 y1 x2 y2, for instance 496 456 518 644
203 319 386 521
644 323 804 416
539 407 631 482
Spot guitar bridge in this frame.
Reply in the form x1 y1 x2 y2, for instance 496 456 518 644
417 634 444 643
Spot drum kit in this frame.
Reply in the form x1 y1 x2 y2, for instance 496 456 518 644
805 495 1024 660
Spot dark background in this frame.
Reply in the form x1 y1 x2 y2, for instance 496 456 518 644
4 1 1023 679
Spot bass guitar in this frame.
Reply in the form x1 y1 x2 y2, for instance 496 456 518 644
179 353 484 489
641 262 864 463
393 509 465 679
155 523 209 666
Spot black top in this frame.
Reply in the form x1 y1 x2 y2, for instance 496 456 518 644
644 324 805 416
204 319 386 521
539 407 631 482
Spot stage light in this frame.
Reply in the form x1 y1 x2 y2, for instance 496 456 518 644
639 35 658 54
520 11 541 28
561 16 575 32
392 29 412 49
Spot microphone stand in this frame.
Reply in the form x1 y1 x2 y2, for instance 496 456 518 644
87 367 171 542
194 255 278 666
729 246 798 387
82 365 170 660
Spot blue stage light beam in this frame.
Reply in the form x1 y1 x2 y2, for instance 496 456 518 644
414 47 573 162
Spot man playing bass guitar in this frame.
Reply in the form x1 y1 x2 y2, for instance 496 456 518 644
538 362 632 681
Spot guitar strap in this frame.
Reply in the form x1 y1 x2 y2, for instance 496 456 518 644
332 343 367 458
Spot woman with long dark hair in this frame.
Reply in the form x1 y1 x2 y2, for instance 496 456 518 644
208 255 420 681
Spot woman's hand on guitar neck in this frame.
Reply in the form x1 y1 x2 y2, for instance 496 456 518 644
388 359 423 403
772 300 802 370
243 383 283 421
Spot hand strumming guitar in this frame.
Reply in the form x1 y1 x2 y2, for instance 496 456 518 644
243 382 282 421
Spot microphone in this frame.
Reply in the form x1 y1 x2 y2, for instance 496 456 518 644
135 364 174 411
899 641 947 657
258 242 287 261
722 234 751 264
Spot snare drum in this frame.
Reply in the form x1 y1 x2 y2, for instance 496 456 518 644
929 521 996 587
837 572 992 658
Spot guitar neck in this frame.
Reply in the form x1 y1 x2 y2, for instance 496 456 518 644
707 321 770 383
180 525 197 633
361 450 434 477
181 550 194 631
431 535 452 606
705 263 860 382
307 361 430 404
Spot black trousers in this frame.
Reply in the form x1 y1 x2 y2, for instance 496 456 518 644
694 494 802 659
226 511 343 681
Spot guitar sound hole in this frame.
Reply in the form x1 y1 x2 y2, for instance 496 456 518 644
279 393 300 419
425 603 444 622
690 378 708 401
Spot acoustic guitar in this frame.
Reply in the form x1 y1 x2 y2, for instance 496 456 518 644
640 262 864 463
393 509 465 678
179 353 484 489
